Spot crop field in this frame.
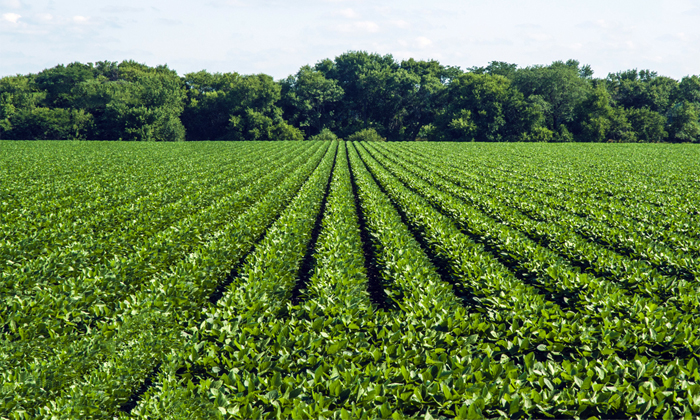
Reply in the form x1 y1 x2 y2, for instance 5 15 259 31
1 140 700 419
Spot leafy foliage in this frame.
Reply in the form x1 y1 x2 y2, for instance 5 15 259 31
346 128 385 142
309 128 339 141
280 66 344 138
2 141 700 419
432 72 543 142
2 54 700 142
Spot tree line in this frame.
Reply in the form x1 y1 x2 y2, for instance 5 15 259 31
1 52 699 142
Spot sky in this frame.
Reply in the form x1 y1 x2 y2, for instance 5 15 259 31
2 0 699 80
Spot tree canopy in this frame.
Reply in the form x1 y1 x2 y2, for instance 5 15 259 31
1 53 699 142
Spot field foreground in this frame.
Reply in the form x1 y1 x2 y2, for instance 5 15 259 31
1 141 700 419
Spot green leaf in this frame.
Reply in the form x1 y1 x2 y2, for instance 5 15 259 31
380 402 392 418
524 352 535 371
272 372 282 388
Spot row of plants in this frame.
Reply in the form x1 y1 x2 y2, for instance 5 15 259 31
379 144 699 306
354 142 700 418
1 142 332 417
121 141 700 419
402 143 700 259
3 141 699 418
1 141 317 354
407 143 700 239
0 142 302 316
368 142 700 330
131 141 504 419
369 142 694 337
130 141 343 418
1 142 253 270
452 153 698 278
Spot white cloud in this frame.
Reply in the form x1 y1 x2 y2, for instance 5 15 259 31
73 15 89 23
389 19 409 28
1 0 699 82
356 21 379 32
157 18 182 26
101 6 145 13
577 19 634 34
658 32 690 41
1 0 21 8
527 33 552 41
336 20 379 33
415 36 432 48
595 19 612 29
207 0 247 7
2 13 21 23
337 8 359 18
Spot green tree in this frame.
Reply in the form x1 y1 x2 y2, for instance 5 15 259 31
432 73 542 142
4 107 93 140
347 127 385 141
75 61 187 141
312 52 459 141
675 75 700 104
0 73 93 140
393 59 461 141
666 101 700 142
626 107 667 142
316 51 399 137
227 108 303 140
573 83 615 142
279 65 344 137
468 61 518 79
33 62 96 108
308 128 339 141
0 75 43 139
182 71 301 140
512 60 591 134
180 71 239 140
605 69 678 113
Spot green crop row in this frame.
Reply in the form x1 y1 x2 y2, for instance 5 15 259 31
122 142 700 419
354 142 700 418
405 143 700 239
0 143 301 314
398 143 700 267
0 142 261 270
376 144 700 308
2 141 699 419
362 142 700 356
2 142 331 417
129 141 341 418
